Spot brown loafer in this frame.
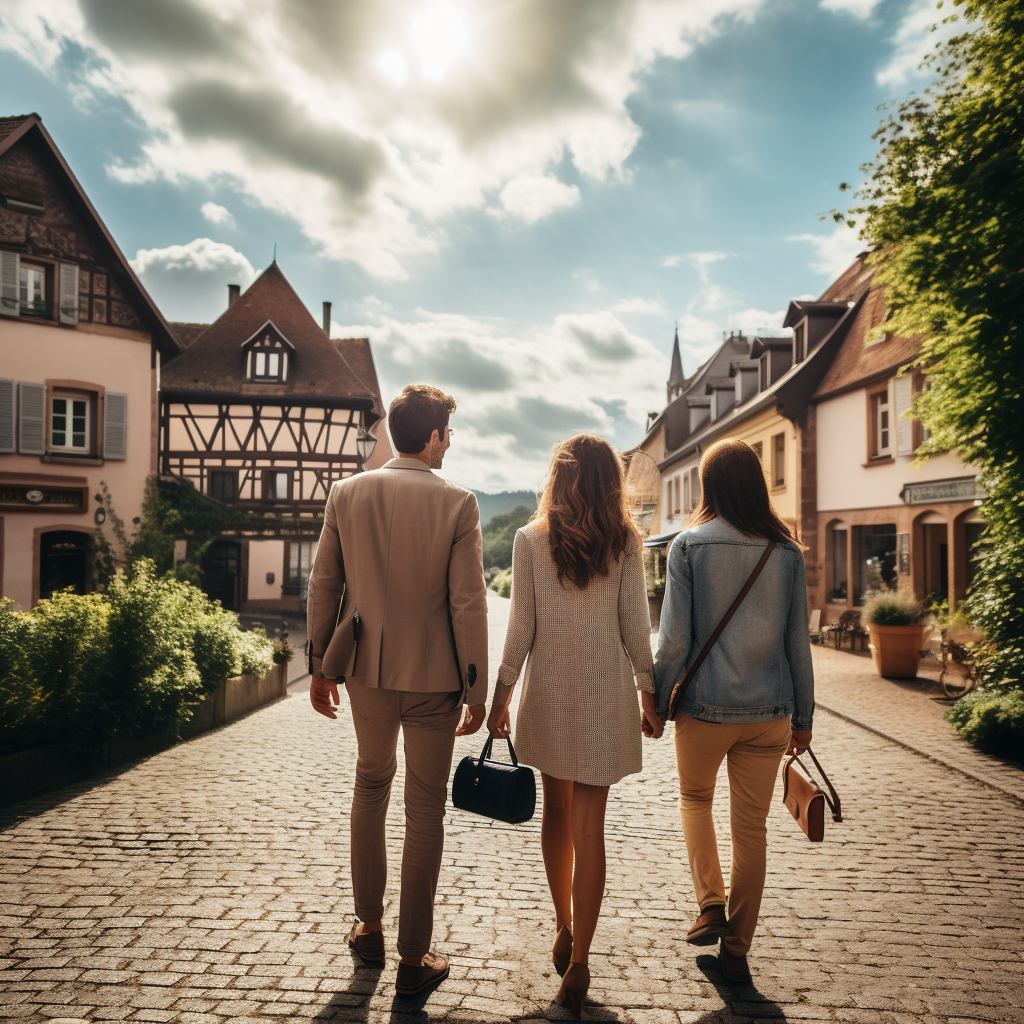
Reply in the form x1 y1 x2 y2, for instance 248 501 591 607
686 904 729 946
395 951 450 995
719 944 752 984
347 921 385 965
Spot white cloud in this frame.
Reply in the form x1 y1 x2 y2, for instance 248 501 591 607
787 223 863 278
612 296 665 316
335 301 667 489
877 0 957 87
820 0 882 18
130 237 256 322
497 174 580 224
0 0 768 280
200 201 235 227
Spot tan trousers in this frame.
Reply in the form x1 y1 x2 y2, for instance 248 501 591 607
674 714 791 956
346 682 462 961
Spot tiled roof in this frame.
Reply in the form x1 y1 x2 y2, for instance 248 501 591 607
331 337 386 421
811 256 921 400
160 263 379 413
0 115 34 145
169 322 209 347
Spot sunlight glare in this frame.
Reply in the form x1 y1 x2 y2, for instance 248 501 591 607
413 6 469 82
376 48 409 86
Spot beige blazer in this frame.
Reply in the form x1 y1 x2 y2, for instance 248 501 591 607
306 458 488 704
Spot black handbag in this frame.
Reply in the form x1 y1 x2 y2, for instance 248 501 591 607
452 735 536 824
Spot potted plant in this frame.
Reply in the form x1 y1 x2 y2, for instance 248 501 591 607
861 589 927 678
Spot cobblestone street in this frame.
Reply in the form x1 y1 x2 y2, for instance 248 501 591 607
2 593 1023 1024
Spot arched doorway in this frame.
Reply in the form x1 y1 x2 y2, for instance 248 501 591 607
39 530 89 599
914 510 948 602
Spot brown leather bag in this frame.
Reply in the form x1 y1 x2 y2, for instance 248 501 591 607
783 747 842 842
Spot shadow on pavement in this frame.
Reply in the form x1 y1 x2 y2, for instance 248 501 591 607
691 951 791 1022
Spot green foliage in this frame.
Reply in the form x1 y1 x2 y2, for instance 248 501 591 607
851 1 1024 734
945 687 1024 762
0 561 274 759
489 568 512 599
482 505 534 570
861 589 926 626
272 634 296 665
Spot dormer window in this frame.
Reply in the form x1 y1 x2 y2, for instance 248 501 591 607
793 321 806 363
241 320 295 383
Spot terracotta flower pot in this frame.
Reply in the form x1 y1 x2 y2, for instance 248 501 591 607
868 623 926 678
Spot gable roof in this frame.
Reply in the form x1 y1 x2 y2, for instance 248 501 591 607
160 262 379 415
0 113 181 359
811 255 921 401
169 322 208 347
332 337 386 421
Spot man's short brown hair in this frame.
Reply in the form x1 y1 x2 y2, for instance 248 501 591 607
388 385 457 454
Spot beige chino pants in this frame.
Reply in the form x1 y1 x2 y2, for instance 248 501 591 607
346 682 462 961
674 713 791 956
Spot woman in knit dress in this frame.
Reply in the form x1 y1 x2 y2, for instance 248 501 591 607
487 434 660 1018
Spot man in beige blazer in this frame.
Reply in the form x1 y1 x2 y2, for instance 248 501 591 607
306 384 488 995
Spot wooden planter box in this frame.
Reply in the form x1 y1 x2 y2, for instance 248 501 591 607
868 624 926 678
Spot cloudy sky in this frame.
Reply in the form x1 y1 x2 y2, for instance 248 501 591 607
1 0 948 490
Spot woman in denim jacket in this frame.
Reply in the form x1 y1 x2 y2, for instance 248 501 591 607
646 438 814 985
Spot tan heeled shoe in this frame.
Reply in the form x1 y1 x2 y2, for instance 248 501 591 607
554 960 590 1019
552 925 573 974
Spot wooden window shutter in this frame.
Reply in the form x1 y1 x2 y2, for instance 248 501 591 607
17 382 46 454
894 374 913 456
0 251 19 317
104 391 128 460
59 263 79 325
0 379 15 453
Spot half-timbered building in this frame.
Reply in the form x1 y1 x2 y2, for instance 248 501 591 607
0 113 182 607
159 263 390 613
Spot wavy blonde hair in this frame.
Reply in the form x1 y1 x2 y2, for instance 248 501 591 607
535 434 640 589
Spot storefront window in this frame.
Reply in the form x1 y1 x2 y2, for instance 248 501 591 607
828 528 848 603
854 524 897 602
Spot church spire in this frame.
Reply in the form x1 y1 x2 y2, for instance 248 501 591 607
667 323 685 404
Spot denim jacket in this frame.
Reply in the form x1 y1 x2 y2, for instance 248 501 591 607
653 518 814 729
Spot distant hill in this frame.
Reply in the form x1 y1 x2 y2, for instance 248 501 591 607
472 489 537 527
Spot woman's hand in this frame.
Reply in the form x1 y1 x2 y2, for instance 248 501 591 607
640 691 664 739
487 702 511 738
788 729 812 754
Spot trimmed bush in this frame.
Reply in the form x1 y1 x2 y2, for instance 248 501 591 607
946 688 1024 763
0 559 274 759
490 568 512 599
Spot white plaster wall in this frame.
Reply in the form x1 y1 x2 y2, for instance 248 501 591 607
0 319 153 609
247 540 285 600
816 388 973 511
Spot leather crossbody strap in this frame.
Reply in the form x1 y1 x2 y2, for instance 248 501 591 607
667 540 777 720
798 747 842 822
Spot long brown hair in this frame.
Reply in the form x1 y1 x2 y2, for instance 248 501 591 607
536 434 640 589
690 438 797 545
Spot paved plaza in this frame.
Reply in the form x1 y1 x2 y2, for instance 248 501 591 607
2 593 1023 1023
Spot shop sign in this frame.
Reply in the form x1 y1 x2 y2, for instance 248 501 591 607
900 477 984 505
0 487 84 509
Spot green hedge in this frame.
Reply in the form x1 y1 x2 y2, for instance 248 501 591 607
946 688 1024 764
0 559 273 761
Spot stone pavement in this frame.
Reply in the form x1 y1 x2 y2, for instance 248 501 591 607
2 592 1023 1024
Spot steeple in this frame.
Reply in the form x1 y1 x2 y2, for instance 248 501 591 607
667 324 685 404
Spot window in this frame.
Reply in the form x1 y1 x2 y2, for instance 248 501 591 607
828 527 848 603
758 354 769 391
664 481 672 518
690 467 701 509
871 388 892 457
793 322 806 363
248 334 289 381
51 393 89 452
264 469 291 501
854 524 897 601
683 473 691 513
209 469 238 502
771 432 785 488
285 541 317 597
19 263 48 318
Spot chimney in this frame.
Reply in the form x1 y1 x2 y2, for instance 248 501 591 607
228 283 240 306
322 301 332 336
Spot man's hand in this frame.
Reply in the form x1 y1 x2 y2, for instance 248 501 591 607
640 691 664 739
788 729 812 755
456 703 486 736
487 703 511 738
310 675 341 719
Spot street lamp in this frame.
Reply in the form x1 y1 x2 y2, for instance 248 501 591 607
356 425 377 465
